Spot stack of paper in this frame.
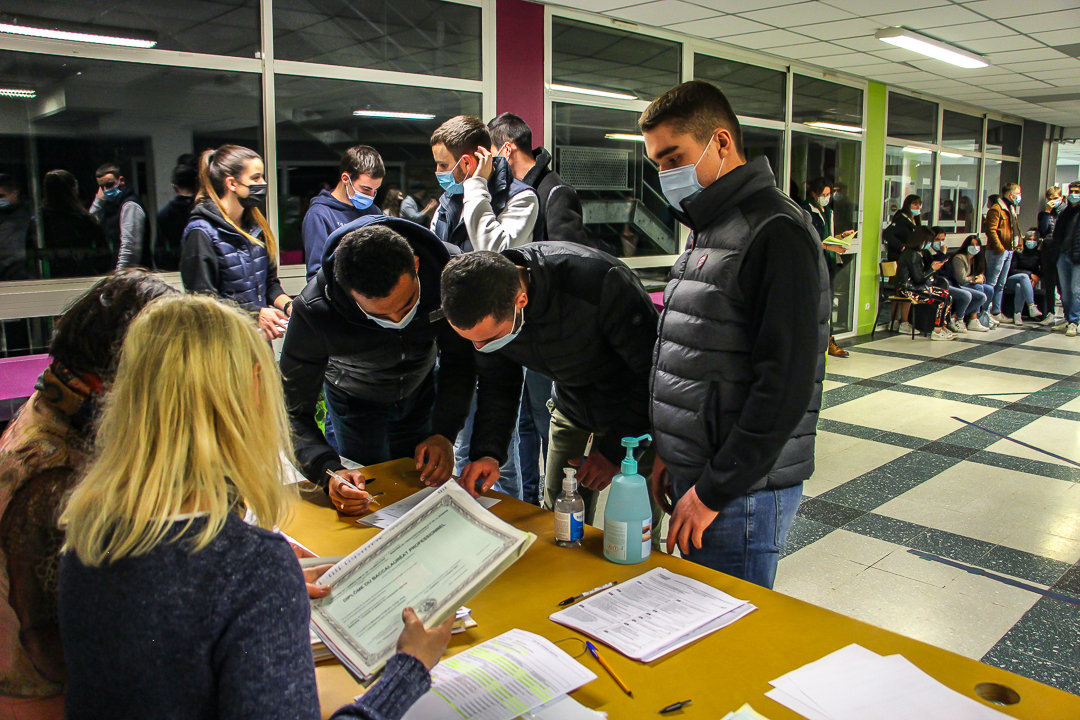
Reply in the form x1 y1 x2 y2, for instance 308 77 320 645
549 567 755 662
358 486 501 529
400 629 597 720
723 705 772 720
452 606 477 635
767 644 1008 720
311 628 334 663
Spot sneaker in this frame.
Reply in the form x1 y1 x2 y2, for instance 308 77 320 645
898 322 914 335
967 318 989 332
992 312 1006 323
930 328 954 341
949 318 966 333
1013 312 1024 325
1028 304 1043 320
1068 323 1078 338
980 312 998 328
1041 313 1058 326
1000 313 1014 324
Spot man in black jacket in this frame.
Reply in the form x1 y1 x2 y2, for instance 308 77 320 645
439 244 657 524
1053 181 1080 336
280 216 475 514
642 81 829 588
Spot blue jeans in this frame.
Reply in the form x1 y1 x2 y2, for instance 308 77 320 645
670 478 803 589
946 286 976 319
324 373 434 466
985 249 1012 314
1005 273 1034 313
517 370 553 506
1058 254 1080 324
454 393 522 499
962 283 993 315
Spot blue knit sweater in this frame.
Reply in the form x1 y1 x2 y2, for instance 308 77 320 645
58 512 431 719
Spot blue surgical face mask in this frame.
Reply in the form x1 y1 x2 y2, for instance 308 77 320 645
910 207 921 217
968 245 980 255
0 198 10 209
477 305 524 354
659 136 723 209
349 183 375 211
436 156 465 196
357 278 420 330
104 186 122 200
931 241 943 252
1025 239 1038 250
1070 193 1080 205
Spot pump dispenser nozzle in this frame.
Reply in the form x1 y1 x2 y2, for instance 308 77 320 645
563 467 578 493
619 434 652 475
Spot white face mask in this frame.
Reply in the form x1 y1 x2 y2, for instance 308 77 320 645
477 305 524 353
818 194 831 208
357 278 421 330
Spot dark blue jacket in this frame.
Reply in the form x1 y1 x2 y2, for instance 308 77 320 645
432 157 534 251
179 202 284 311
302 190 381 280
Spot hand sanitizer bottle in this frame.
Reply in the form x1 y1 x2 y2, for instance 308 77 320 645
604 434 652 565
554 467 584 548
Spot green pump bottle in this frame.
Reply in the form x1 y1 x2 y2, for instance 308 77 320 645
603 434 652 565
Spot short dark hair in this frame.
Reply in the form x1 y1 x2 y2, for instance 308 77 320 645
931 226 947 237
639 80 744 158
340 145 385 180
908 225 935 251
334 224 415 298
1070 181 1080 192
0 173 19 192
807 177 831 197
430 116 491 160
487 113 533 153
95 163 121 180
50 269 176 382
171 162 199 193
1002 182 1019 196
441 252 520 330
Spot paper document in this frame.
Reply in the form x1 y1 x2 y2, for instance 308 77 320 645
722 705 773 720
358 486 500 529
767 644 1008 720
520 694 606 719
400 629 596 720
310 482 534 681
549 567 754 662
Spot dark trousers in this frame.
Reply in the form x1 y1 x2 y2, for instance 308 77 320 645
517 370 553 506
324 372 435 466
1041 248 1060 315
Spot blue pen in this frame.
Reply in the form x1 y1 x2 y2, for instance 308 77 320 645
586 641 632 697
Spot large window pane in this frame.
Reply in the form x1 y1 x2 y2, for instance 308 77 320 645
983 159 1019 215
790 131 863 334
552 103 675 259
694 55 785 121
0 51 261 282
938 154 980 235
1056 144 1080 188
986 119 1022 157
792 75 863 128
942 110 983 153
273 0 481 80
552 19 680 102
884 146 935 226
887 92 937 144
0 1 259 57
743 127 784 187
274 75 480 266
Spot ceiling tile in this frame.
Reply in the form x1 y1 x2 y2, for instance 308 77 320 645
823 0 948 13
1043 76 1080 87
1025 64 1080 80
826 52 888 68
664 14 771 36
549 0 642 12
793 17 882 40
685 0 808 11
987 48 1071 64
833 36 890 52
1030 29 1080 47
740 1 855 26
961 0 1078 18
962 34 1039 53
610 0 719 25
918 21 1015 43
770 41 852 58
1000 10 1080 34
720 28 815 48
870 5 986 30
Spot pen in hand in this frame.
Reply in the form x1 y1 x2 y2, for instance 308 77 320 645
326 469 380 507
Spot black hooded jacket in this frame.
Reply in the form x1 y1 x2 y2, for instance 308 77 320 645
279 215 475 484
522 147 594 248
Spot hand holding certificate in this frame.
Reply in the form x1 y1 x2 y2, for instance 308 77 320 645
310 481 535 681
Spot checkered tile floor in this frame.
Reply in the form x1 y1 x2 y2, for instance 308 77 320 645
775 322 1080 695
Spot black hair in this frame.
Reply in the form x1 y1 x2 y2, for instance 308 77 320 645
807 177 831 197
0 173 19 192
488 113 533 153
431 116 491 160
340 145 386 180
334 224 416 298
931 226 947 237
958 234 986 276
171 162 199 193
639 80 744 158
908 225 935 251
441 251 520 330
95 163 121 180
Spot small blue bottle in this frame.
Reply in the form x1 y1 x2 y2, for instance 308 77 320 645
603 434 653 565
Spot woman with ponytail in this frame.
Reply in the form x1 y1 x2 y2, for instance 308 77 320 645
180 145 292 340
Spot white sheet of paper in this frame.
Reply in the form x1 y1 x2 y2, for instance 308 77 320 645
520 694 606 719
400 629 596 720
358 486 500 529
764 688 832 720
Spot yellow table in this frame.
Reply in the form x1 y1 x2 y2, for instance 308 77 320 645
283 459 1080 719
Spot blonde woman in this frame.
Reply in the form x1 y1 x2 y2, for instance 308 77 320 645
58 295 451 720
179 145 293 341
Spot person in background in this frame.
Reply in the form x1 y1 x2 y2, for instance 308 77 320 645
958 195 975 233
57 294 453 720
1052 181 1080 337
953 235 996 331
0 174 34 281
897 226 954 341
383 188 404 218
640 81 828 588
90 163 147 270
1037 186 1064 324
430 115 538 253
154 154 199 272
1003 231 1044 325
280 218 474 515
302 145 384 281
400 180 438 226
800 177 853 358
923 227 975 335
983 183 1022 323
0 271 174 720
882 194 922 262
180 145 292 341
39 170 109 278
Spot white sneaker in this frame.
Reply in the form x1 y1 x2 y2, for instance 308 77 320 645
949 318 966 333
1000 313 1015 324
967 318 989 332
1013 312 1024 325
1068 323 1078 338
1028 304 1043 320
992 312 1006 323
898 322 914 335
1041 313 1058 326
931 328 954 341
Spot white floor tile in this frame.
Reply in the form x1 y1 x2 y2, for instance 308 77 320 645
823 379 846 391
953 325 1027 343
828 351 920 379
803 528 898 566
905 364 1057 397
1022 333 1080 353
821 389 995 440
985 415 1080 467
854 335 968 357
969 345 1080 376
804 438 911 497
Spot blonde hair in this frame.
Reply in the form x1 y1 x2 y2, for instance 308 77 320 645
196 145 278 259
61 294 295 566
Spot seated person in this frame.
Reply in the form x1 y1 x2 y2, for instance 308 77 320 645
1003 234 1043 325
0 270 174 719
922 227 983 334
58 294 453 720
896 226 953 340
952 235 996 330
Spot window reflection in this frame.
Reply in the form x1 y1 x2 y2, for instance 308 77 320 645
938 154 979 234
884 145 935 225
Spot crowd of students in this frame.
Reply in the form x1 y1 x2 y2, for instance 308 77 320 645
2 81 830 719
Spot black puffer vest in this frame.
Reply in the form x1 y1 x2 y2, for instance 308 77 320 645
182 203 270 308
432 157 533 251
651 157 830 492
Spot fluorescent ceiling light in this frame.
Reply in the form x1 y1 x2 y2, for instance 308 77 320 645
806 121 863 133
605 133 644 142
0 88 35 98
940 151 963 158
551 83 637 101
902 146 932 155
353 110 436 120
875 27 987 69
0 21 156 48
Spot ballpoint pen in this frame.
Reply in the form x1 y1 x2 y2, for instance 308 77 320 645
558 580 618 607
326 469 380 506
586 641 632 698
658 699 692 714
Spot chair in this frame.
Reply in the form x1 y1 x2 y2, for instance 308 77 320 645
873 261 915 340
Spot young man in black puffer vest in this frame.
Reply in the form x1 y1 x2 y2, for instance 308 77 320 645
642 81 830 589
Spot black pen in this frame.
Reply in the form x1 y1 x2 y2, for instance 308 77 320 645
658 699 692 714
557 580 618 607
